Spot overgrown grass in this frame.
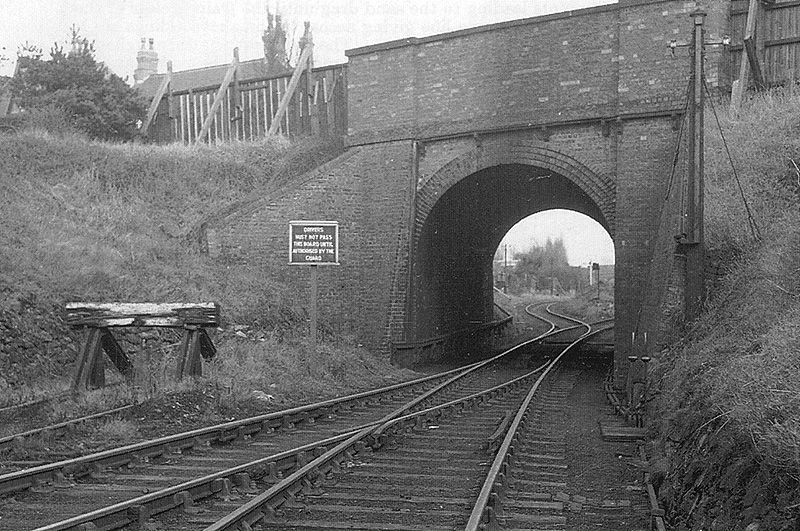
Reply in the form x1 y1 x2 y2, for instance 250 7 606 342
0 111 421 453
654 88 800 474
0 113 343 308
704 88 800 253
0 112 345 388
204 338 417 408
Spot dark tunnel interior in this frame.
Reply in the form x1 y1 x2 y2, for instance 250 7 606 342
409 163 610 340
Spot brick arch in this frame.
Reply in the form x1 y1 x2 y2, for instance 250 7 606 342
413 139 616 253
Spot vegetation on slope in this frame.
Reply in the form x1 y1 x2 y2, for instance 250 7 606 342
0 110 422 422
11 28 147 141
652 89 800 531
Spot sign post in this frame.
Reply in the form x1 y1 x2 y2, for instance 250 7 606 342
289 221 339 348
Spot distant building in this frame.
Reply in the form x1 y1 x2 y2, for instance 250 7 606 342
133 38 158 85
135 9 291 101
136 55 291 101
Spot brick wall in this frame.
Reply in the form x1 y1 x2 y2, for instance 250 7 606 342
205 142 415 351
207 1 731 374
408 130 617 343
345 1 727 144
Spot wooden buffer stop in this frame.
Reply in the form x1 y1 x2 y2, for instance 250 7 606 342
65 302 220 390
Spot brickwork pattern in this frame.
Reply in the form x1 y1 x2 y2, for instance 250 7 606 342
207 1 733 366
345 1 726 145
408 131 616 340
206 143 415 351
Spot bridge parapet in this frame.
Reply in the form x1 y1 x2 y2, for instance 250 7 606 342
345 1 728 147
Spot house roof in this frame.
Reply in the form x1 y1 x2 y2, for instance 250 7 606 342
136 57 291 99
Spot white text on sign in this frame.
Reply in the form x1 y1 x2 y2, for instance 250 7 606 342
289 221 339 265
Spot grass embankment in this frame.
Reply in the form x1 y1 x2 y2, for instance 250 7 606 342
0 114 417 453
652 90 800 530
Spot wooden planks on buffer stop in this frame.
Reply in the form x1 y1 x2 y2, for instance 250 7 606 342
65 302 220 390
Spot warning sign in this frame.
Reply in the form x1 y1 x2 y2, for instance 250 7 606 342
289 221 339 265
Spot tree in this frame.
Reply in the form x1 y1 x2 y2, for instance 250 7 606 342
11 27 146 141
511 237 582 294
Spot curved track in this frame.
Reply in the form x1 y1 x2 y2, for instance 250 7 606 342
0 311 638 531
524 302 586 331
0 328 555 531
198 324 616 531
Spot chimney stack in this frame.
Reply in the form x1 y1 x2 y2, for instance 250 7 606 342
134 37 159 85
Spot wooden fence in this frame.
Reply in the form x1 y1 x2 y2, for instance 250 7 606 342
729 0 800 88
141 1 800 144
146 64 347 144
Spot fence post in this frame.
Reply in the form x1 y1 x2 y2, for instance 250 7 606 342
268 28 313 135
141 66 172 137
197 48 239 143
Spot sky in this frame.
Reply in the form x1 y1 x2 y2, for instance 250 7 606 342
501 210 615 266
0 0 616 266
0 1 615 80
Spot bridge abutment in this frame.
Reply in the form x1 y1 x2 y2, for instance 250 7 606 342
203 1 733 387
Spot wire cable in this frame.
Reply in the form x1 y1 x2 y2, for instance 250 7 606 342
703 78 763 242
665 77 692 202
632 78 691 341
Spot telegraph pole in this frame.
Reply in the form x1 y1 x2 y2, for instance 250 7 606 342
686 10 706 320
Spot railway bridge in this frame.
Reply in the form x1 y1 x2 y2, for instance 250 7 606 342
203 0 731 384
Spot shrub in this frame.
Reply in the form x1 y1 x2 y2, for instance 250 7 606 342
11 28 146 141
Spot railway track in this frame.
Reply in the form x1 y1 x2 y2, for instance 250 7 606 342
2 312 641 531
198 322 609 531
0 306 581 460
0 302 581 456
0 405 136 453
525 302 585 331
0 325 562 531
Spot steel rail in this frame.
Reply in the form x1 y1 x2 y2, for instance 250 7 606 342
464 324 609 531
10 330 557 529
523 302 589 335
197 321 608 531
37 369 557 531
0 382 126 417
192 318 609 531
32 425 372 531
0 404 135 451
0 362 481 496
0 396 56 416
13 323 571 529
202 358 553 531
524 302 558 333
544 303 589 327
542 320 613 346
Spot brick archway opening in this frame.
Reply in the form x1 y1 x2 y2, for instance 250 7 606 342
407 142 615 344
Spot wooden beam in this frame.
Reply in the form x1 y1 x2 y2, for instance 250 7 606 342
230 50 241 141
100 329 133 377
166 61 175 118
71 327 135 390
166 60 175 140
176 327 216 379
268 39 313 135
198 328 217 360
745 37 766 88
141 67 172 136
65 302 220 328
72 327 104 390
197 48 239 143
731 0 762 110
